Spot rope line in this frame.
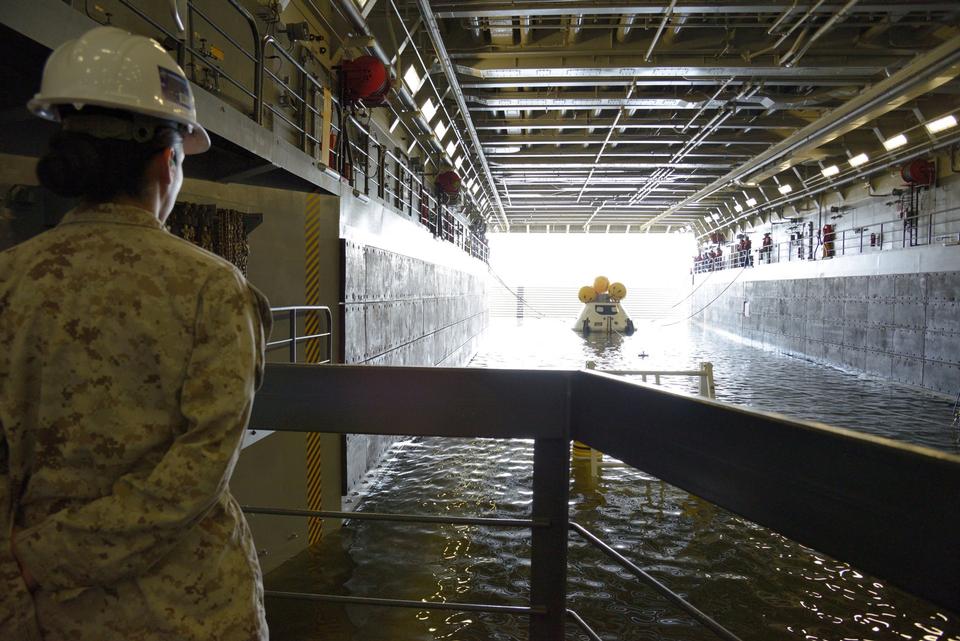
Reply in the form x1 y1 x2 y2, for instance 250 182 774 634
658 266 748 327
670 268 716 308
487 266 548 318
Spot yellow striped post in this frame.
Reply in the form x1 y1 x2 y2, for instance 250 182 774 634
304 192 325 544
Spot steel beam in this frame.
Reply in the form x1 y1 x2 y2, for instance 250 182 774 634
250 363 960 615
573 370 960 614
455 64 885 79
413 0 510 230
433 2 958 18
642 32 960 229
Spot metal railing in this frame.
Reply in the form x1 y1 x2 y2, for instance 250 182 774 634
585 360 715 399
111 0 489 264
574 361 717 477
266 306 333 364
694 204 960 273
245 364 960 640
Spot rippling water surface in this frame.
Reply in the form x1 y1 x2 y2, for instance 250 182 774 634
266 318 959 641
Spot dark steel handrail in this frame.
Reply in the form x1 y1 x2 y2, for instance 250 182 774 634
267 306 333 364
247 364 960 639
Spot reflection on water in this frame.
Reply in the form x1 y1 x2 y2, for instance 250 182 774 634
266 318 959 641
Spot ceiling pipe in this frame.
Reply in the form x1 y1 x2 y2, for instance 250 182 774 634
642 33 960 231
783 0 861 67
576 82 637 204
567 14 583 43
468 16 482 40
743 0 825 62
768 0 798 34
519 15 531 45
644 0 678 61
616 14 636 43
414 0 510 230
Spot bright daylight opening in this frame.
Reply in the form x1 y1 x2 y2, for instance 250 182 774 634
487 232 696 321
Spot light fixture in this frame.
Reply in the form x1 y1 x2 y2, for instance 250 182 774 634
883 134 907 151
454 155 464 170
388 117 401 133
821 164 840 177
406 138 418 154
433 121 448 140
778 183 793 195
745 197 757 207
734 203 743 213
445 140 457 156
403 65 422 94
420 97 437 121
925 114 957 134
471 183 480 195
848 153 868 167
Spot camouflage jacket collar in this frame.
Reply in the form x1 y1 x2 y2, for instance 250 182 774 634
60 203 164 230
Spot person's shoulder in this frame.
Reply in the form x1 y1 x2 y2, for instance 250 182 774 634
155 231 238 273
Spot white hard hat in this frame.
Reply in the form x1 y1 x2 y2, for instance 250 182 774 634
28 26 210 154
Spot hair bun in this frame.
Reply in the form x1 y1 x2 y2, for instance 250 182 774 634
36 132 103 198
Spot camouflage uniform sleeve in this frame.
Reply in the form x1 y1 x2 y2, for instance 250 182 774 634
14 268 268 590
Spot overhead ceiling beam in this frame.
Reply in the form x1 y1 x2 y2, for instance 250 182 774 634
465 94 777 109
481 135 776 145
641 32 960 230
461 78 866 89
473 117 806 130
413 0 510 230
455 64 884 79
433 3 958 18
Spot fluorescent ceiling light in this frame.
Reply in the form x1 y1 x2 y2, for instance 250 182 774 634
471 183 480 194
420 97 437 121
821 164 840 177
454 155 464 169
848 153 868 167
403 65 421 94
445 141 457 156
925 114 957 134
778 183 793 195
882 134 907 151
745 197 757 207
388 117 401 133
434 121 448 140
734 203 743 213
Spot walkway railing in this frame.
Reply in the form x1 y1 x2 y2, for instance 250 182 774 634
694 204 960 273
573 361 716 475
245 364 960 640
111 0 489 264
266 306 333 364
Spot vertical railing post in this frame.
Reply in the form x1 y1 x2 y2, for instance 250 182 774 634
289 309 298 363
529 383 570 640
879 222 884 251
699 362 716 399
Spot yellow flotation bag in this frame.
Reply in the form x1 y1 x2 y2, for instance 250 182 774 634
609 282 627 300
578 285 597 303
593 275 609 294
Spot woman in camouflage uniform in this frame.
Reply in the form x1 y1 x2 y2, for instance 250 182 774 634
1 27 270 640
